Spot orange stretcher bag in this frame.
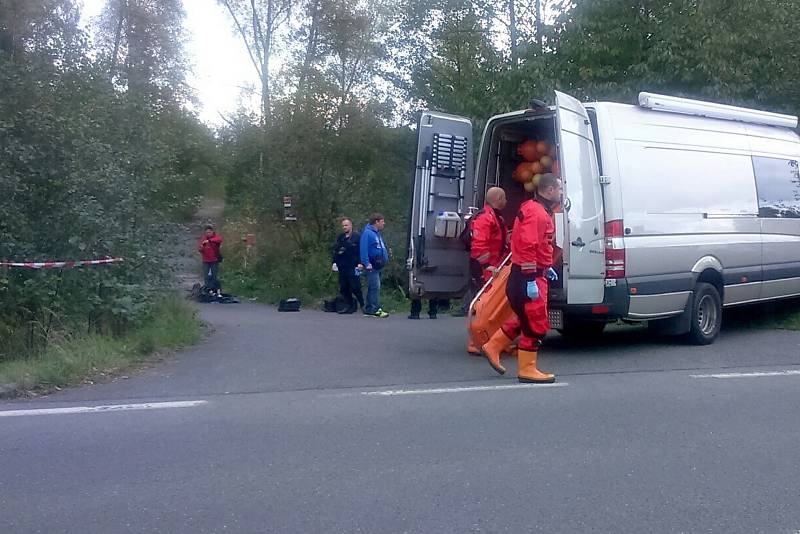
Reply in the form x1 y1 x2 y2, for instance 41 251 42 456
467 253 515 348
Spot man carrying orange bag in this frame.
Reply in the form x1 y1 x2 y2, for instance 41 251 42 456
466 187 509 354
481 174 562 383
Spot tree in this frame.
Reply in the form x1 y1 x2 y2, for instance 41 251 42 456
551 0 800 111
95 0 188 103
218 0 294 126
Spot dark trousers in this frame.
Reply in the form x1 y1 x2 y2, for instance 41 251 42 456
506 265 549 351
410 298 449 318
204 261 220 291
338 270 364 310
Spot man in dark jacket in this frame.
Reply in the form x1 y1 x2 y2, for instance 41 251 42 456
332 217 364 314
198 224 223 296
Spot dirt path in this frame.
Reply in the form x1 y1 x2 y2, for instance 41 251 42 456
172 196 225 293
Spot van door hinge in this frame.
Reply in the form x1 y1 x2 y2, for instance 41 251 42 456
599 175 611 185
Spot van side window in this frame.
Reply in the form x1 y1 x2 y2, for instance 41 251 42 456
753 157 800 218
586 109 603 175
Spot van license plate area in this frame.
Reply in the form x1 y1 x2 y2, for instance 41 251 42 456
549 310 563 330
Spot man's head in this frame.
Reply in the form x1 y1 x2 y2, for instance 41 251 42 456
204 224 215 237
340 217 353 234
485 187 507 210
370 213 386 231
537 173 563 203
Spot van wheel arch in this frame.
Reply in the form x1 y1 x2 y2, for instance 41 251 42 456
695 268 724 302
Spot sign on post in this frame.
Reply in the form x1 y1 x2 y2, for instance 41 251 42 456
283 195 297 221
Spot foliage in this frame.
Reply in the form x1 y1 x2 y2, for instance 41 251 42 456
216 0 800 309
0 0 216 359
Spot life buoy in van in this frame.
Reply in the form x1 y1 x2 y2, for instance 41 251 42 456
517 140 539 162
536 141 550 156
513 162 535 183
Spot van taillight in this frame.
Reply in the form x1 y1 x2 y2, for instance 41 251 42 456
604 219 625 279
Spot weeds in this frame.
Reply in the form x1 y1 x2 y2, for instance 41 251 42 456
0 296 203 396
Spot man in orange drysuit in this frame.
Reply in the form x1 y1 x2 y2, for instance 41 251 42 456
466 187 509 354
480 173 562 383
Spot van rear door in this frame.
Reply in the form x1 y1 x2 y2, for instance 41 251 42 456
555 91 605 304
408 111 474 298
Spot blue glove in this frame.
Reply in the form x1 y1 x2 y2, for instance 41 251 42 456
526 280 539 300
546 267 558 281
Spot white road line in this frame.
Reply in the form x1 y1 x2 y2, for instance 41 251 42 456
362 383 569 396
0 400 207 418
690 370 800 379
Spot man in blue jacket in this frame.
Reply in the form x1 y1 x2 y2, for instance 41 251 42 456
359 213 390 318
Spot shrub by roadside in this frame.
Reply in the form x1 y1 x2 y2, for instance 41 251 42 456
0 297 203 398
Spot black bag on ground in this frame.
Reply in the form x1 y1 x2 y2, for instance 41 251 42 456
278 298 301 312
323 296 349 312
323 298 338 312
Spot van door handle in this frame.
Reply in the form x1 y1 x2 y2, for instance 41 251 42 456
564 197 572 212
571 237 585 247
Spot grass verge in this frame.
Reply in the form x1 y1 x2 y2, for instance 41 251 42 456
723 299 800 331
0 297 204 397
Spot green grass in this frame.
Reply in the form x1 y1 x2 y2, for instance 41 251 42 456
723 300 800 331
0 297 203 397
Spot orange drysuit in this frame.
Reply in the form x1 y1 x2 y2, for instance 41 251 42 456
469 205 508 283
501 197 555 351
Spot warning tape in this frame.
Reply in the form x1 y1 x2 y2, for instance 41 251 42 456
0 258 124 269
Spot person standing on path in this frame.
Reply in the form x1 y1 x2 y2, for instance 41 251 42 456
198 224 223 296
481 174 562 383
360 213 390 318
332 217 365 314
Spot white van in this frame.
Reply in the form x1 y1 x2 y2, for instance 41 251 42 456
407 92 800 344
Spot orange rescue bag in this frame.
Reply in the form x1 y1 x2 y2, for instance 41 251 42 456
467 254 516 349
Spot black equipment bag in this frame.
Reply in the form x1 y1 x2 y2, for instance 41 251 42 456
278 298 301 312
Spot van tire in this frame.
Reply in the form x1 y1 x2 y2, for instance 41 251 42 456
686 282 722 345
557 319 606 339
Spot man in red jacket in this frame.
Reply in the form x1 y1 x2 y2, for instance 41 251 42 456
198 224 223 296
466 186 508 354
481 174 562 383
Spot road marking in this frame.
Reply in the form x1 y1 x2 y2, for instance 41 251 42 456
690 370 800 379
362 383 569 396
0 400 207 418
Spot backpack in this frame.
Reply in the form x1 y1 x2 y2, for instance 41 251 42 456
278 298 301 312
324 295 348 313
459 209 484 251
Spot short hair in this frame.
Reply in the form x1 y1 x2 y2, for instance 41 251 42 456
538 173 560 192
369 212 385 224
339 217 353 224
204 224 214 231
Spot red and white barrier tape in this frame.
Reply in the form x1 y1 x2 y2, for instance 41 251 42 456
0 258 124 269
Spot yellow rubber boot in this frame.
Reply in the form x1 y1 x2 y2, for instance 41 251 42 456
517 349 555 383
480 329 511 375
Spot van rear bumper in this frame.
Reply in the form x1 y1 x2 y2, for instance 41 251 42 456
549 280 630 321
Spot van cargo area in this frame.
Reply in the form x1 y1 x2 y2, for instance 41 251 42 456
482 114 565 291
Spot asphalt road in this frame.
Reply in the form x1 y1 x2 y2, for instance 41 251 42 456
2 303 800 533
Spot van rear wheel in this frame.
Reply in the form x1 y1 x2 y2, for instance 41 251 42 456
686 282 722 345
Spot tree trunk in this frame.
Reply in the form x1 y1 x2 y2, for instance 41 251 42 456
535 0 543 54
508 0 518 67
109 0 126 79
296 0 320 115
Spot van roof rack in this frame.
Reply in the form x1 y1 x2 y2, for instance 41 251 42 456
638 92 798 129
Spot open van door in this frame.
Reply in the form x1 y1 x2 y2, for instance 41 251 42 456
555 91 605 304
407 111 475 298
